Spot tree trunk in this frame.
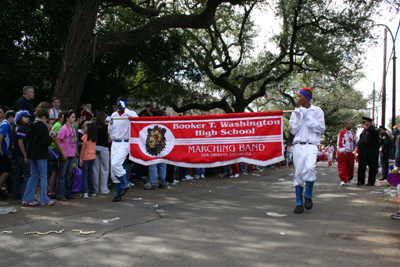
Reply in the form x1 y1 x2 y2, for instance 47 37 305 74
54 0 101 111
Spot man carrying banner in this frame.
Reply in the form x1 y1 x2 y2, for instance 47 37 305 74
289 88 325 214
107 96 138 202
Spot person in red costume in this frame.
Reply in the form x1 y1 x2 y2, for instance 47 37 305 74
337 121 358 186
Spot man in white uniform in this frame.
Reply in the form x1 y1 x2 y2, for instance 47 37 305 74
107 96 138 202
289 88 325 214
327 141 335 166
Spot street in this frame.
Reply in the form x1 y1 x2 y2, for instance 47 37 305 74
0 163 399 267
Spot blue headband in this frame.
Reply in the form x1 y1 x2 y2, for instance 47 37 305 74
117 100 127 108
299 90 311 101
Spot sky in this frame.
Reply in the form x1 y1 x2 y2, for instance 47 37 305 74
356 13 400 129
253 2 400 129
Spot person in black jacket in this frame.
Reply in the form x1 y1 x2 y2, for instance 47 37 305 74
22 103 54 206
378 126 392 181
357 117 380 186
13 86 35 122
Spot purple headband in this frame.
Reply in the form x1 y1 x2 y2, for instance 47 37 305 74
299 90 311 101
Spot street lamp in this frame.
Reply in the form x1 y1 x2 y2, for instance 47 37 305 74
377 24 396 128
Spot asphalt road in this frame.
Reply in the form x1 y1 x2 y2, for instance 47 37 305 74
0 163 399 267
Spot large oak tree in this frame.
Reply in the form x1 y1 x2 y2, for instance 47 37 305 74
53 0 243 110
134 0 382 113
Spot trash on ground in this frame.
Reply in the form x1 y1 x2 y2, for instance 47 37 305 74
266 212 287 217
280 232 285 235
278 179 285 181
167 186 171 189
288 173 294 176
0 207 18 215
152 204 158 208
209 190 212 192
73 229 96 235
2 231 12 234
321 173 327 175
25 229 64 235
253 174 261 176
383 189 398 197
370 191 382 193
102 217 120 223
132 198 142 201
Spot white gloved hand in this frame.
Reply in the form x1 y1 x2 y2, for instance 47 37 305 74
300 107 309 119
294 107 301 119
106 116 113 125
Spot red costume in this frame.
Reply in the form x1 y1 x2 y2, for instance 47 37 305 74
337 128 357 183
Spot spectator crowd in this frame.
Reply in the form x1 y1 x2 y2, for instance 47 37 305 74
0 86 283 206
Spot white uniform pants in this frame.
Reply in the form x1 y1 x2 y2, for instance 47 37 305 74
110 142 130 183
93 145 110 194
286 153 293 162
328 152 333 162
293 144 318 187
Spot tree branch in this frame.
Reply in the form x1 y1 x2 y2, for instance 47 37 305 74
96 0 242 56
168 98 234 113
105 0 165 16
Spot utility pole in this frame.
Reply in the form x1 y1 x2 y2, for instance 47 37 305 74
372 82 375 121
382 29 387 127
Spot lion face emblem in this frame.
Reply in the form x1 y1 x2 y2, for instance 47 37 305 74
146 125 167 156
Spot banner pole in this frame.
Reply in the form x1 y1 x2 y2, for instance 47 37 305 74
112 110 295 120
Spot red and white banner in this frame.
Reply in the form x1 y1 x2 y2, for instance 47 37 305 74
129 111 284 167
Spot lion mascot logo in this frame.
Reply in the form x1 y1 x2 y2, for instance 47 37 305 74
146 125 167 156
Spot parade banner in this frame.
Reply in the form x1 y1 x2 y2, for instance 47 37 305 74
129 111 284 167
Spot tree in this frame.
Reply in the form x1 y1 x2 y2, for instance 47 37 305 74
53 0 244 110
130 0 383 114
0 0 75 106
260 71 370 143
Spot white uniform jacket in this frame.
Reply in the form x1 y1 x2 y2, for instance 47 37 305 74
289 104 325 145
108 108 138 141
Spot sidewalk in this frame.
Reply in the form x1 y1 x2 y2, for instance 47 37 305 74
0 163 399 267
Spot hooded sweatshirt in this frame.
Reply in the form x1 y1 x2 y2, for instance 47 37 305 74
27 120 53 159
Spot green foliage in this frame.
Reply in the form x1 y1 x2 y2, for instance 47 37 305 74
129 0 383 114
260 71 370 143
0 0 75 106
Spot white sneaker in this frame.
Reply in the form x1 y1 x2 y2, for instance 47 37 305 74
200 174 205 179
173 179 179 183
194 175 200 180
340 181 345 186
230 175 235 178
185 175 194 180
89 193 96 197
234 174 239 178
130 182 135 187
348 180 356 185
81 193 89 199
33 194 41 203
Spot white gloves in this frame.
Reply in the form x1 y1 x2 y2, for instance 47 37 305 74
294 107 301 119
300 107 309 119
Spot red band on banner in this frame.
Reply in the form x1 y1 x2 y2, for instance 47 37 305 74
129 111 284 167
